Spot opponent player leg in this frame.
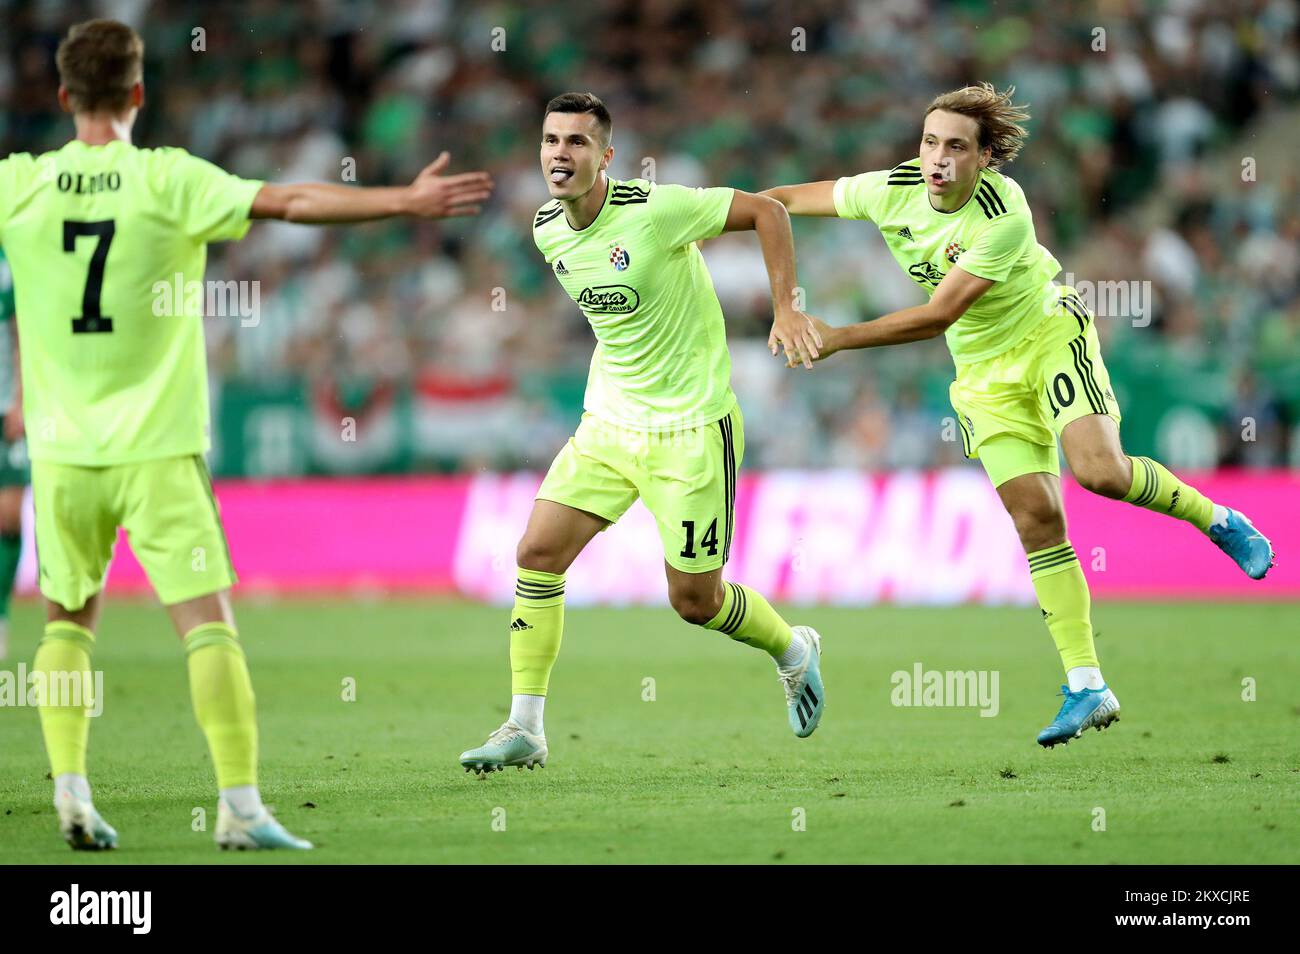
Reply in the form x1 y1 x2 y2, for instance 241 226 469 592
982 438 1120 747
126 455 309 849
0 483 23 659
651 403 825 738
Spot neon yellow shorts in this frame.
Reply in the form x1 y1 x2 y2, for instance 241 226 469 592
32 455 237 611
536 403 743 573
949 287 1122 488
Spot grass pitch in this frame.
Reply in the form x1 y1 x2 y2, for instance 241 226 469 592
1 598 1295 864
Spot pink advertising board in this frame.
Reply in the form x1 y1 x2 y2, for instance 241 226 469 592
18 470 1293 604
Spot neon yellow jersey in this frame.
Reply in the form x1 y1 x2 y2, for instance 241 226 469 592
0 246 15 404
833 160 1061 363
533 177 736 432
0 140 263 464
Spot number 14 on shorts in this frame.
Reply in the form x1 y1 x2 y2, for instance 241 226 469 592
680 518 719 559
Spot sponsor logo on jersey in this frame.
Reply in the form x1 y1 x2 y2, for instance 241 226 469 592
897 227 914 241
609 245 631 271
945 241 965 264
908 261 945 287
555 259 568 275
577 284 640 314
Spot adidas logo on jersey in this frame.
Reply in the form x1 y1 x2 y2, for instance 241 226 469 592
897 227 914 241
555 260 569 275
509 618 534 632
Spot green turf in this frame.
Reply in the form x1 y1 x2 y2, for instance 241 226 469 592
0 598 1296 864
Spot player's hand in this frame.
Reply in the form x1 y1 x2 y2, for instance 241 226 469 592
768 309 823 370
783 315 838 367
405 152 494 219
3 404 23 442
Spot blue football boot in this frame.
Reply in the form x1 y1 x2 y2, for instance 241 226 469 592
1037 684 1120 747
1207 508 1274 580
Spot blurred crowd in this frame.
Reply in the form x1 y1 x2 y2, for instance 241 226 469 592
1 0 1297 473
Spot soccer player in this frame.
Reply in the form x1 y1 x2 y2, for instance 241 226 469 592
0 245 25 662
0 19 493 849
762 83 1274 748
458 92 827 774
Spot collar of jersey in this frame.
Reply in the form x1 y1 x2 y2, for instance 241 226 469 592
64 139 130 153
927 170 985 216
564 176 614 233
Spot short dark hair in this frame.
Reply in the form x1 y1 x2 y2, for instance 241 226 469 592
544 92 612 146
56 19 144 114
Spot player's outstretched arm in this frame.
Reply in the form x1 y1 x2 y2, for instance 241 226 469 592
721 190 823 369
797 265 995 365
249 151 493 223
760 181 839 217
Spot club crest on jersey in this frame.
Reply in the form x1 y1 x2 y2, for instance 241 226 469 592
945 241 965 264
608 245 631 271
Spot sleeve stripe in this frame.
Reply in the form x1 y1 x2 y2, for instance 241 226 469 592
978 182 1007 215
534 207 564 227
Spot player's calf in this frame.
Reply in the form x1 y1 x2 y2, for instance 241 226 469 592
696 580 827 737
1068 448 1132 499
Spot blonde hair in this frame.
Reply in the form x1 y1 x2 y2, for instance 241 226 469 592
925 83 1030 168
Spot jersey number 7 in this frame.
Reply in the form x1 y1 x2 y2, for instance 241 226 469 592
63 219 115 334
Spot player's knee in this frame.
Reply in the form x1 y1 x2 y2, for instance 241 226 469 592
1011 501 1066 552
669 586 723 626
1072 453 1130 499
515 536 568 576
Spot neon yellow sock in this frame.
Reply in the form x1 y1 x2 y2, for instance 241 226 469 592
703 581 793 658
34 622 96 778
1028 542 1098 672
510 568 565 696
184 622 257 789
1124 455 1214 531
